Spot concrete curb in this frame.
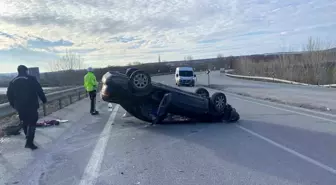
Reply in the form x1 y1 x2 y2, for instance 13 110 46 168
225 73 336 88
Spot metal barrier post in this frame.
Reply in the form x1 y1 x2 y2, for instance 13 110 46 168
59 99 62 109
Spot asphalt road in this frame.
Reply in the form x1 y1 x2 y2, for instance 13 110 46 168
1 74 335 185
193 71 336 114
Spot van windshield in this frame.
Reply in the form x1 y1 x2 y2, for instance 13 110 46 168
179 71 193 77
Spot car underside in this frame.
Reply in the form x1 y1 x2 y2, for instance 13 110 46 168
101 70 240 124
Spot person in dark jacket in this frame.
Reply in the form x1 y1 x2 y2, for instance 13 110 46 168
6 65 47 150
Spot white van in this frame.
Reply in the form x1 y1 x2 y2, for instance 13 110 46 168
175 67 196 87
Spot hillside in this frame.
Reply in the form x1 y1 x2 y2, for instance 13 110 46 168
0 44 335 87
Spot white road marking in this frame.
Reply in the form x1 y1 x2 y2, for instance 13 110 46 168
227 92 336 124
78 104 120 185
236 124 336 175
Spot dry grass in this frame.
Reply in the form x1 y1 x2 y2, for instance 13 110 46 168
234 37 336 85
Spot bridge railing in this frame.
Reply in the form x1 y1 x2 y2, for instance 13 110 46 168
0 86 87 120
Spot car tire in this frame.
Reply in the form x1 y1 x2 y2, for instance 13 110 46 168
129 70 152 94
229 108 240 122
210 92 227 113
126 68 138 77
195 88 210 98
222 105 240 123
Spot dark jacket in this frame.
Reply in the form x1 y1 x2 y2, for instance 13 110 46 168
6 74 47 111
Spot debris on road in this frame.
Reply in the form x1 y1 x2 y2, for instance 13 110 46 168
36 119 68 127
36 120 60 127
108 103 113 111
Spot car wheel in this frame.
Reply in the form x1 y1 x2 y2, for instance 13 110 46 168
229 108 240 122
126 68 138 77
195 88 210 98
129 70 152 93
210 92 227 113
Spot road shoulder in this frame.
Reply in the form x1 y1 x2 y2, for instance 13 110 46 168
0 98 106 185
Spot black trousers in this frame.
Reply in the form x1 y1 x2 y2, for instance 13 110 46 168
89 90 97 113
18 108 38 143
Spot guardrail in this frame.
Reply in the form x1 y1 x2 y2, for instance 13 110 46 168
0 86 87 119
0 72 176 120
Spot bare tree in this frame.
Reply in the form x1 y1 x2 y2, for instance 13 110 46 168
217 54 224 59
184 56 193 61
49 50 84 72
127 61 142 66
233 36 336 84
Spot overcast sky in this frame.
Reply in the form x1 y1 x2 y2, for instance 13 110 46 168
0 0 335 73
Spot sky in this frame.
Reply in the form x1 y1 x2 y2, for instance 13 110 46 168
0 0 335 73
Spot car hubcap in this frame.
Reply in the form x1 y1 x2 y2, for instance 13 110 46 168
215 96 225 110
134 73 148 89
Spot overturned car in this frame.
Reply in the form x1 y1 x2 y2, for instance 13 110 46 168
100 69 240 124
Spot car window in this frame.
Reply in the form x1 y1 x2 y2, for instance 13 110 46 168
179 71 193 76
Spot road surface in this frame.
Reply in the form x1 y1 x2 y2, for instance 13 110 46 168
194 71 336 114
0 74 335 185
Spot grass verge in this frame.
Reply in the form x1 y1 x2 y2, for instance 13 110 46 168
232 37 336 85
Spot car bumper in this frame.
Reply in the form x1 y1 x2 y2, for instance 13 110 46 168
178 80 195 85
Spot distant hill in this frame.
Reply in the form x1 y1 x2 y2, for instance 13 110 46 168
0 73 16 78
263 47 336 56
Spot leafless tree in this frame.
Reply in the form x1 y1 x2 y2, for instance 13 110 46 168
233 37 336 84
49 50 84 72
127 61 142 66
184 56 193 61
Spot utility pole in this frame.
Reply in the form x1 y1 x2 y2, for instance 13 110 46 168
158 54 161 63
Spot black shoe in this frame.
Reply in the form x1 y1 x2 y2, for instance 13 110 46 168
25 142 38 150
91 111 99 115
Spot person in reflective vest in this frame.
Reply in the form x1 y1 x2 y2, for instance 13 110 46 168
84 67 99 115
